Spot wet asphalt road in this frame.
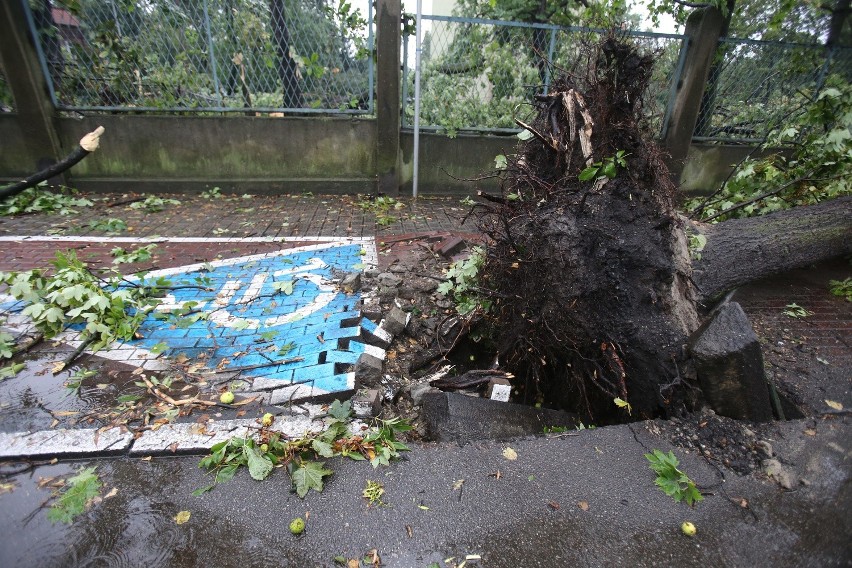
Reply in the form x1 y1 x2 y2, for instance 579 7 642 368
1 416 849 568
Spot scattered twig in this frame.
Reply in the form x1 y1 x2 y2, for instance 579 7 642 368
55 337 96 373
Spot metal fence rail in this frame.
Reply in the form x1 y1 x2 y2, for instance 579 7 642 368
693 39 852 143
403 15 688 137
26 0 374 114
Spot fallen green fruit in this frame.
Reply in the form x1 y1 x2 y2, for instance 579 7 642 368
219 391 235 404
289 517 305 535
262 412 274 427
681 521 697 537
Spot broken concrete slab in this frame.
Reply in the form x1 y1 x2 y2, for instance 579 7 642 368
0 427 133 460
688 302 775 422
421 392 578 444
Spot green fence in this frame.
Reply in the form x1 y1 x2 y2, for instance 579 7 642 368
402 15 688 138
25 0 373 114
693 39 852 143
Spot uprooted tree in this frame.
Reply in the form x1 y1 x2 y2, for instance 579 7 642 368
471 33 851 422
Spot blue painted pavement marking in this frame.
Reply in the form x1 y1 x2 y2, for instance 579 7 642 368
127 241 375 396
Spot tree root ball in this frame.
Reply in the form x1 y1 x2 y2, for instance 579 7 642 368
475 32 700 422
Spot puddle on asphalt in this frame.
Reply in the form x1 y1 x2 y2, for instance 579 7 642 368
0 460 313 568
0 344 196 434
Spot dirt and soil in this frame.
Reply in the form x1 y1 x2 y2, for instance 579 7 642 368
364 232 850 480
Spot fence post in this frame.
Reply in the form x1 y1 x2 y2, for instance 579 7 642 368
202 0 224 108
376 0 401 195
0 0 63 173
661 7 725 180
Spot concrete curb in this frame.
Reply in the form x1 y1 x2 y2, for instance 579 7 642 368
0 406 354 461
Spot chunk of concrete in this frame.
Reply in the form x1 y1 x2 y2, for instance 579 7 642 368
421 392 578 444
688 302 775 422
352 389 382 418
341 272 362 294
410 383 439 405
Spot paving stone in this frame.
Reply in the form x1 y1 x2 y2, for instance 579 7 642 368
433 236 466 257
341 272 362 293
381 305 411 336
352 389 382 418
0 427 133 460
362 323 393 349
355 352 384 385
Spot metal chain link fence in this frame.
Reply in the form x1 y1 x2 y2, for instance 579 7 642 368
692 40 851 143
27 0 373 114
403 15 687 138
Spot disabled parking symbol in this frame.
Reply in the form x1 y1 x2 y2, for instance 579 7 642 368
129 240 376 396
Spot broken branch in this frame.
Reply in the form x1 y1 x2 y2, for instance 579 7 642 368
0 126 105 200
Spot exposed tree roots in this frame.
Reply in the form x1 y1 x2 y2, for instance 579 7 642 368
475 33 700 422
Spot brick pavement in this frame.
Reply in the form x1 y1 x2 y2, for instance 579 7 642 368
1 191 848 414
0 192 476 239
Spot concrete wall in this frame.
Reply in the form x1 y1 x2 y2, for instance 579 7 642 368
0 112 759 196
53 115 377 194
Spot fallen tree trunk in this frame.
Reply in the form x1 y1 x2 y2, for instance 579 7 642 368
0 126 104 199
693 196 852 303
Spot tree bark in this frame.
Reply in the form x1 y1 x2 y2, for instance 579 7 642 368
269 0 304 109
826 0 851 48
693 195 852 303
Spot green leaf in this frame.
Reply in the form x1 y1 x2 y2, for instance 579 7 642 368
260 331 278 341
150 342 168 355
272 280 295 295
192 484 215 496
244 444 274 481
494 154 508 169
0 363 26 379
292 461 333 498
47 466 101 524
311 439 335 458
613 397 632 415
328 399 352 421
276 342 296 357
578 166 599 181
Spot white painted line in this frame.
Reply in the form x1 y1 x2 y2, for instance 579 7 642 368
363 344 387 360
